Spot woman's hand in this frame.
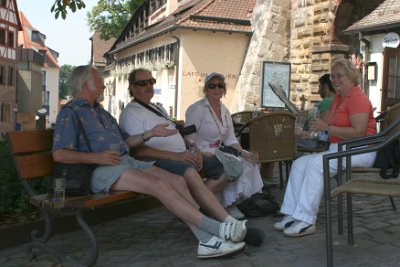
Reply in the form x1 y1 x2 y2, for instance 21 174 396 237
308 118 328 132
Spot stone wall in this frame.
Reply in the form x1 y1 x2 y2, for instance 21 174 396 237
232 0 291 112
233 0 384 113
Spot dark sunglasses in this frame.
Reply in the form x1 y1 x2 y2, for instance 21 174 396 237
134 78 156 86
207 83 226 89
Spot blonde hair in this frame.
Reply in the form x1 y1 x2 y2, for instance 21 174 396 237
331 58 361 86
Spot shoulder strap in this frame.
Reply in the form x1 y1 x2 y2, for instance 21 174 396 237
63 105 93 152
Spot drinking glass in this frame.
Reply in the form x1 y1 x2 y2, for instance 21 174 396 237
295 116 306 131
53 177 66 202
248 151 259 166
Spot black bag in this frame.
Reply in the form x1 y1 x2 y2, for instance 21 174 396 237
52 106 96 196
373 140 400 179
237 192 280 217
53 163 96 196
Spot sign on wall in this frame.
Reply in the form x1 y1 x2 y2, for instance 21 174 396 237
383 32 400 48
261 61 291 109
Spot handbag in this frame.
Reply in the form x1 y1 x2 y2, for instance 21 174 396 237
52 106 97 196
237 192 280 217
214 150 243 181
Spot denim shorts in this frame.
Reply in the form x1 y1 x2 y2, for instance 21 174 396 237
201 155 224 180
91 154 151 193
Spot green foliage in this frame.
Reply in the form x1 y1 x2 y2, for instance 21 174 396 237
59 64 75 99
0 142 50 220
51 0 86 20
87 0 144 40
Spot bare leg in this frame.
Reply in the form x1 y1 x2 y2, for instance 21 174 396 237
183 168 229 221
111 167 202 227
143 165 199 209
205 174 228 195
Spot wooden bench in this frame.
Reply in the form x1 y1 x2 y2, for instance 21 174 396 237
6 129 140 266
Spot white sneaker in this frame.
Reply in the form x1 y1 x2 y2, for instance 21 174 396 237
273 215 296 231
226 205 246 220
219 220 247 242
197 236 245 259
283 220 316 237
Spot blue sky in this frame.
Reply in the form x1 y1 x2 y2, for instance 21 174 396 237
17 0 96 66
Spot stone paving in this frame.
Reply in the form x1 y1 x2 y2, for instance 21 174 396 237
1 173 400 267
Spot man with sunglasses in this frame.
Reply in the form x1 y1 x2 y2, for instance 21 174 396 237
53 66 249 259
119 69 249 221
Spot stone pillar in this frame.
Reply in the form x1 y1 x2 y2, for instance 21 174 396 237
232 0 291 112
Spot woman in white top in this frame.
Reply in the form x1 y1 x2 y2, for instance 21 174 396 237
185 72 263 218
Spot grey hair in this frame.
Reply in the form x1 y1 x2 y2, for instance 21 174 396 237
69 65 97 97
331 57 361 86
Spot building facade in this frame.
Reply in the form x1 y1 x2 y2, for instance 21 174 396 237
17 11 60 129
102 0 394 120
0 0 21 138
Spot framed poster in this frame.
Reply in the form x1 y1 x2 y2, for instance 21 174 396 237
261 61 291 109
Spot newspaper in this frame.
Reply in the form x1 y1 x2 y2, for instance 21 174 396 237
268 82 301 116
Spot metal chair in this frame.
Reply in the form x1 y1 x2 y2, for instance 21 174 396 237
335 103 400 235
236 112 297 188
323 116 400 267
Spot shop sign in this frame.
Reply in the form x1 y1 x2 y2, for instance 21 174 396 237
383 32 400 48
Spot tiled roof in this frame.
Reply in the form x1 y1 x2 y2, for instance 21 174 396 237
111 0 255 54
90 32 116 66
18 11 60 68
345 0 400 34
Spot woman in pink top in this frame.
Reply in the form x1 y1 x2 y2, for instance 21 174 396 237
274 58 377 237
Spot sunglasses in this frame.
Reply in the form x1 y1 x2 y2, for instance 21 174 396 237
134 78 156 86
207 83 226 89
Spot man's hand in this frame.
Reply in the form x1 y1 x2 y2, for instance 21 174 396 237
95 151 121 165
149 123 178 138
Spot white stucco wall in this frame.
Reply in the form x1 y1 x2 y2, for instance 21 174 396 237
361 33 386 117
43 67 60 127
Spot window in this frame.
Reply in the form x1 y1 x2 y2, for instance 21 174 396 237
0 66 4 85
8 31 14 48
8 66 13 86
1 103 10 122
0 29 5 45
0 0 6 7
387 54 400 99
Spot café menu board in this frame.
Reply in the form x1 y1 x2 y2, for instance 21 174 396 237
261 61 291 109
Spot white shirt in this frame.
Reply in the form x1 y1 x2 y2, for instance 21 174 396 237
185 97 238 153
119 101 186 153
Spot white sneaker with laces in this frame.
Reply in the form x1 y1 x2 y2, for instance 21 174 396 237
283 220 316 237
227 205 246 220
273 215 296 231
197 236 245 259
219 220 247 242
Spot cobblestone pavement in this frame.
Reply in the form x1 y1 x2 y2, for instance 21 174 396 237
1 173 400 267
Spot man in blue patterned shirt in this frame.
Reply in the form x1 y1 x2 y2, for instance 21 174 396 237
52 65 247 259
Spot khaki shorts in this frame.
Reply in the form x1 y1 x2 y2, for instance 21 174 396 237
91 154 151 193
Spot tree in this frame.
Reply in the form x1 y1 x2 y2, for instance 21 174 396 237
59 65 75 99
87 0 144 40
51 0 86 20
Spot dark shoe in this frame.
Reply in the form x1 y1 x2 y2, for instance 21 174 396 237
243 227 265 247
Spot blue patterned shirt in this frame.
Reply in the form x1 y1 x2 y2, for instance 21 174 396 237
52 98 129 155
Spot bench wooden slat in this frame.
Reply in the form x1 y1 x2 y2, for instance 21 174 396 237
16 153 54 180
7 129 54 154
31 191 138 209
